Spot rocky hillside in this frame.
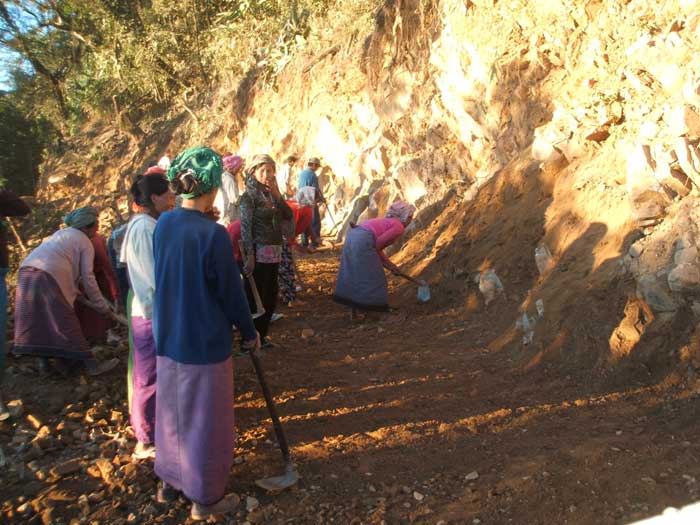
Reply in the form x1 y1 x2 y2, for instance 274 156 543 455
35 0 700 377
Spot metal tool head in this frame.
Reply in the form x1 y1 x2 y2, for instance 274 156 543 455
255 462 299 491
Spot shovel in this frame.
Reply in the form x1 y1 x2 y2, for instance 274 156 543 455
321 201 341 236
239 241 266 319
248 347 299 490
394 272 431 303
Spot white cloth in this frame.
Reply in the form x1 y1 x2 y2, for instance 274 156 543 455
213 170 241 226
276 165 292 196
21 228 109 312
158 155 171 170
120 214 156 319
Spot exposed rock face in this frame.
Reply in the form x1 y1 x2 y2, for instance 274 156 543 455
38 1 700 351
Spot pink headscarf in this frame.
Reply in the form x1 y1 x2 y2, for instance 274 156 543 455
222 154 244 173
385 201 416 223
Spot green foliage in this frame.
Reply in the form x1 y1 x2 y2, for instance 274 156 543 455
0 0 377 161
0 95 46 194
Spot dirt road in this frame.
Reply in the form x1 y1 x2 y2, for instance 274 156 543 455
2 249 700 524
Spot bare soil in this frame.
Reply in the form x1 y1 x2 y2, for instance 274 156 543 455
2 247 700 525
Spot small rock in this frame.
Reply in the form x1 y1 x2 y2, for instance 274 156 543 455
403 502 411 509
7 399 24 418
26 414 42 430
301 328 315 340
246 496 259 512
233 456 245 465
465 471 479 481
413 491 424 501
50 458 83 477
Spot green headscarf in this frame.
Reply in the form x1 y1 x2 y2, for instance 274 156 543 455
166 146 223 199
63 206 98 229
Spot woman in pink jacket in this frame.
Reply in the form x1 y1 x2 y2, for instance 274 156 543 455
333 201 416 319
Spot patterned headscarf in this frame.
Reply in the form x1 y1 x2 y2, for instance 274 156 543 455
246 154 276 176
223 154 244 173
296 187 316 207
166 146 223 199
385 201 416 223
63 206 98 229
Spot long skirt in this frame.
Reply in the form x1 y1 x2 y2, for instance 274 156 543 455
154 355 234 505
278 240 296 304
127 289 134 410
332 227 389 311
13 267 95 362
0 268 7 384
130 316 156 444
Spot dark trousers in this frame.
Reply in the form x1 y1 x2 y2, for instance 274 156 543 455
301 205 321 247
244 262 279 340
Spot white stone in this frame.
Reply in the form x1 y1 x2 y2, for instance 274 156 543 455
246 496 259 512
673 138 700 186
674 247 698 266
663 105 700 138
413 491 424 501
465 471 479 481
637 274 678 312
668 263 700 292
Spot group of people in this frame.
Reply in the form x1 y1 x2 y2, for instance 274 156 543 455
0 144 420 520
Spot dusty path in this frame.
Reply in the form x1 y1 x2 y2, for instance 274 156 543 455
2 248 700 524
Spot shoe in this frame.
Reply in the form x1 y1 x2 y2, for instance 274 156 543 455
270 313 285 323
0 395 9 422
132 442 156 460
190 493 240 521
156 481 180 503
85 358 119 377
37 358 51 376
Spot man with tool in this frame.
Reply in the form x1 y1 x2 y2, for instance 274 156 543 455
297 156 324 248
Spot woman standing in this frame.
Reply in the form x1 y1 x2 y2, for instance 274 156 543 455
333 201 417 318
13 206 120 376
239 154 293 346
120 174 174 460
0 190 30 420
153 147 259 520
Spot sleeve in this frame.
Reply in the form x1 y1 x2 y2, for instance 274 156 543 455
94 235 120 301
239 193 254 257
223 175 240 222
79 239 110 313
226 222 243 262
0 190 31 217
275 196 293 222
374 221 404 271
128 223 156 302
210 228 257 341
312 173 324 200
